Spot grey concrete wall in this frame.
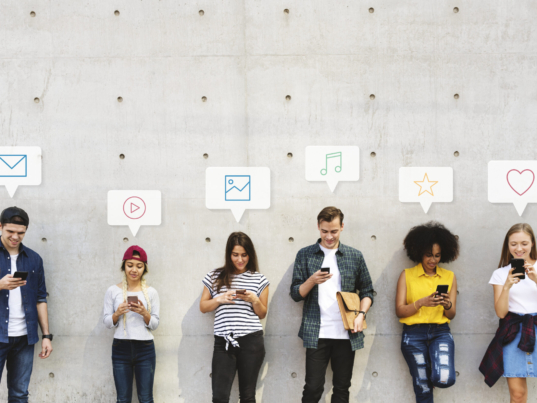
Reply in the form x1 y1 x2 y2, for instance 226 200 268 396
1 1 537 401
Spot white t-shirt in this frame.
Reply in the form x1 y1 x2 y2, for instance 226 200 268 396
489 264 537 314
318 244 349 340
8 255 27 337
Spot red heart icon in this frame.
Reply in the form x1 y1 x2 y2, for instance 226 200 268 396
507 169 535 196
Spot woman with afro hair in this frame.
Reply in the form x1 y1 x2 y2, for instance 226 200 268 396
395 221 459 403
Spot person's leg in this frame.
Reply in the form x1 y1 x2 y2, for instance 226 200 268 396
112 339 134 403
329 339 355 403
302 339 332 403
6 336 34 403
236 331 265 403
428 325 456 389
134 340 156 403
507 378 528 403
0 341 11 385
400 327 434 403
212 336 238 403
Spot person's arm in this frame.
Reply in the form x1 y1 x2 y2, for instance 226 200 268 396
37 302 52 359
352 254 374 332
236 286 269 319
395 271 443 318
493 267 521 318
128 290 160 328
290 251 331 301
199 287 236 313
439 275 457 320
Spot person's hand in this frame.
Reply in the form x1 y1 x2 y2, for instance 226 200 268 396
114 302 130 318
234 290 259 304
525 261 537 284
438 293 452 310
39 338 52 359
129 300 148 317
504 267 523 290
418 292 444 308
351 313 365 333
215 290 236 305
0 274 26 291
308 270 333 285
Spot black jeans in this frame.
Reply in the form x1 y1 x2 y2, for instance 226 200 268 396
212 331 265 403
302 339 356 403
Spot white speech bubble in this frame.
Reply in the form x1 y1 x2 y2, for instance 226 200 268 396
399 167 453 213
107 190 162 236
305 146 359 192
206 167 270 222
488 161 537 216
0 147 42 197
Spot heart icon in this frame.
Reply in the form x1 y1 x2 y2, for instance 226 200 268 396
507 169 535 196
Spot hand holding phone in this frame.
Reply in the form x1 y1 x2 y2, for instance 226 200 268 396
435 285 449 299
321 267 330 274
13 271 28 281
511 258 526 280
127 296 139 305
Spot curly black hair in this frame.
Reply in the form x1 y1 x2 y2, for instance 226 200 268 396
403 221 459 264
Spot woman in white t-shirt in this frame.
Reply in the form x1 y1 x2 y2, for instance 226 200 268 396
200 232 269 403
483 223 537 402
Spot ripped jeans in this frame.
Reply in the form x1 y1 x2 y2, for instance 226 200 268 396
401 324 456 403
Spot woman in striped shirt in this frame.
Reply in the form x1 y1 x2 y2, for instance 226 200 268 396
200 232 270 403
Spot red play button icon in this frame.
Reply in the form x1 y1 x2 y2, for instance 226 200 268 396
123 197 146 219
131 203 140 214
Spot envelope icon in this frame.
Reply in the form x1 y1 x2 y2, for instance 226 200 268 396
0 155 27 178
225 175 251 201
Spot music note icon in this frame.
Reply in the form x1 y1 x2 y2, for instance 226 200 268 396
320 152 342 175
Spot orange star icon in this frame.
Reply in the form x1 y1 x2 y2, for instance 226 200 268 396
414 173 438 196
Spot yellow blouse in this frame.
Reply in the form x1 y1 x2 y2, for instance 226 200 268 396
399 263 454 325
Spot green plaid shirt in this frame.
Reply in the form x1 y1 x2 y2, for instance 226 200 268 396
290 240 374 351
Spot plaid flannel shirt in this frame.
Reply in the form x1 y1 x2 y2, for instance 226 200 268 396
290 240 374 351
479 312 537 387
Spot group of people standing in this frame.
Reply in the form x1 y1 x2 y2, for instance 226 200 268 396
0 205 536 403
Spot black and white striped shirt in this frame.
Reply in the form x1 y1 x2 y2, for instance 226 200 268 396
203 269 269 348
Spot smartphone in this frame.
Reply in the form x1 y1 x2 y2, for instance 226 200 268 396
127 296 139 305
436 285 449 298
13 271 28 281
511 258 526 280
235 290 247 295
321 267 330 274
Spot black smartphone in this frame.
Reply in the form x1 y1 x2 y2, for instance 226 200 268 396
13 271 28 281
321 267 330 274
511 258 526 280
436 285 449 298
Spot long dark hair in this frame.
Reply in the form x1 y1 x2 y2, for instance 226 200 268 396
498 223 537 268
213 232 259 293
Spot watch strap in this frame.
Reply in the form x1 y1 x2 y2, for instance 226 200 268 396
42 334 53 341
358 311 367 320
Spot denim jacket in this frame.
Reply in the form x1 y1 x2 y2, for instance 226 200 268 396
0 242 47 345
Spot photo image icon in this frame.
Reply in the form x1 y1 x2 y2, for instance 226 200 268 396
489 161 537 216
305 146 359 192
108 190 161 236
0 147 42 197
399 167 453 213
225 175 251 201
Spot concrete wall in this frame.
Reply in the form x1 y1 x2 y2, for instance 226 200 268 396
1 1 537 401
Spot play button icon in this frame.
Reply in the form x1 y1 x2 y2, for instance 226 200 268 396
123 196 146 220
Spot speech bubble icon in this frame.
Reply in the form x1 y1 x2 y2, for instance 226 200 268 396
206 167 270 222
0 147 42 197
488 161 537 216
399 167 453 213
305 146 359 192
107 190 161 236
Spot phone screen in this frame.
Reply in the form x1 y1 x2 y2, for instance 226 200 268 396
321 267 330 274
13 271 28 281
436 285 449 296
511 258 526 280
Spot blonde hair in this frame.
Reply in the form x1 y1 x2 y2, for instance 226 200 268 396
121 261 151 335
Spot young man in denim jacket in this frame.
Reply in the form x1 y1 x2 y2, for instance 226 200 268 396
0 207 52 402
290 206 374 403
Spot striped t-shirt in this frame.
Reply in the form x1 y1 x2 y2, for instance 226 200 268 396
202 269 269 348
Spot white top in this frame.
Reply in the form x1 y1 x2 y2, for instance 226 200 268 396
8 254 27 337
489 264 537 314
203 269 269 348
318 245 349 340
103 285 160 340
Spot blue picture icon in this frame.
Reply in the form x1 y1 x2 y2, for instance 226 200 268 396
225 175 251 201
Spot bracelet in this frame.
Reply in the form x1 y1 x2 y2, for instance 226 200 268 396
444 301 453 310
413 301 419 311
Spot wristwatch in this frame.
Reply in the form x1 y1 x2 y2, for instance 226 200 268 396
358 311 367 320
42 334 53 341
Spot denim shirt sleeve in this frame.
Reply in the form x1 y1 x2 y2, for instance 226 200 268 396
355 253 374 306
290 250 307 302
36 255 47 303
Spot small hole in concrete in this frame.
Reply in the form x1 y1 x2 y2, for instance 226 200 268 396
206 237 211 243
34 97 40 103
454 93 459 99
287 152 293 158
373 291 377 296
49 373 54 378
199 10 204 16
119 154 125 160
30 11 36 17
369 8 374 13
117 96 123 103
289 237 294 243
203 153 209 159
209 373 212 378
454 151 460 157
456 371 460 377
123 238 129 243
284 9 290 14
291 372 297 378
202 96 207 102
286 95 291 101
42 238 47 243
114 10 120 16
453 7 459 13
371 235 376 240
372 372 378 377
370 151 376 157
370 94 375 100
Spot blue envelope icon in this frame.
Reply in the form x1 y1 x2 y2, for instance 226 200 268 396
0 155 27 178
225 175 251 201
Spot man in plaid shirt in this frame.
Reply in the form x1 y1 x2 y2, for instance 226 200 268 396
290 206 374 403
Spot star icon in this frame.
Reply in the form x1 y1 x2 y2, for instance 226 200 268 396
414 173 438 196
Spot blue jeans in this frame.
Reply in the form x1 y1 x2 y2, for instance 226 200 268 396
112 339 156 403
0 335 35 403
401 324 456 403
